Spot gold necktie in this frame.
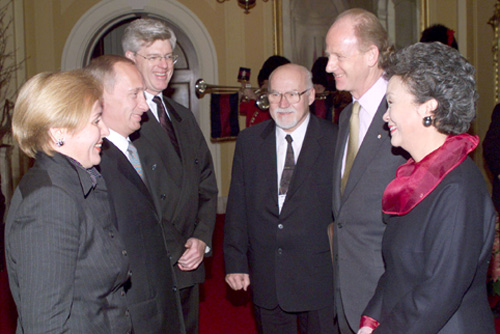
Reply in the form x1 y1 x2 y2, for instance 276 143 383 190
341 101 361 195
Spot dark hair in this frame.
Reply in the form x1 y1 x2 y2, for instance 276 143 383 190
420 24 458 50
311 57 336 91
257 55 290 87
384 42 477 135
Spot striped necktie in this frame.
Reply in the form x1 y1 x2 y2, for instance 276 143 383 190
127 141 144 180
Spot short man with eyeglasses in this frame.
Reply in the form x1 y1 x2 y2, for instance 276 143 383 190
224 63 337 334
122 18 218 334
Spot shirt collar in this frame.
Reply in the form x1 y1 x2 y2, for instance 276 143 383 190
106 129 130 157
275 113 310 142
145 91 162 104
355 76 388 120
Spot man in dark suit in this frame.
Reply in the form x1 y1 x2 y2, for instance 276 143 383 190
224 63 337 334
86 55 185 333
122 18 218 334
324 8 408 334
483 103 500 213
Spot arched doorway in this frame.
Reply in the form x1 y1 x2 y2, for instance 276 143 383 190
87 14 199 117
61 0 221 193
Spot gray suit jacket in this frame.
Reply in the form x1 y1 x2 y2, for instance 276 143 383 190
99 139 185 334
5 152 132 333
131 97 218 289
332 99 407 330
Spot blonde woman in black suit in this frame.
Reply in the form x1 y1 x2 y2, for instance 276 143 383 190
6 70 133 333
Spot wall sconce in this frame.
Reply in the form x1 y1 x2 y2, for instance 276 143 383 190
217 0 269 14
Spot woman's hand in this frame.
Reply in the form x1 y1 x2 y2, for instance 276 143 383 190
357 326 374 334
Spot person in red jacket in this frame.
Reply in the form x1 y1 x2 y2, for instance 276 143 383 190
240 55 290 128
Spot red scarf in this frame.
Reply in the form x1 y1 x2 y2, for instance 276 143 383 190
382 133 478 215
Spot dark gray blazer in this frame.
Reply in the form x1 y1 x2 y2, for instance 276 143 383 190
5 152 132 333
364 158 496 333
99 139 185 334
224 115 337 312
131 97 218 290
332 99 407 329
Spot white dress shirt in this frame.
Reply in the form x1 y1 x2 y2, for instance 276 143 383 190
106 129 135 163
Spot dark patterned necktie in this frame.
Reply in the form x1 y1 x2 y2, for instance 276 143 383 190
152 96 180 157
279 134 295 195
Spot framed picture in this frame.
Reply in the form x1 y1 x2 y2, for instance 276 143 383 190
273 0 426 70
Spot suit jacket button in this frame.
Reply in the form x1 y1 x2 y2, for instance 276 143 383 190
172 286 177 292
278 224 283 229
277 248 283 255
160 194 166 200
122 250 128 256
338 223 343 229
152 164 157 170
194 159 199 164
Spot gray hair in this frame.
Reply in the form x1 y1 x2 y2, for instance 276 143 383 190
121 18 177 53
384 42 477 135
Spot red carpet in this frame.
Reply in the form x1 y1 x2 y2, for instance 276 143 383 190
199 214 257 334
2 214 499 333
0 265 17 334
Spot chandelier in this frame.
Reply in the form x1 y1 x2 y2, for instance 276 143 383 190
217 0 270 14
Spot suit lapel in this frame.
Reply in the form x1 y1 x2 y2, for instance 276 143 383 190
341 98 390 201
283 116 322 205
102 139 156 212
259 121 279 211
140 109 183 186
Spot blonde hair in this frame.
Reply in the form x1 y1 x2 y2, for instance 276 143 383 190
12 69 102 158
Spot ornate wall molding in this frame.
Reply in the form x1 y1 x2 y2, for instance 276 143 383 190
489 0 500 104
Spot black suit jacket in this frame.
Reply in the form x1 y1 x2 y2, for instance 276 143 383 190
99 139 185 334
483 103 500 212
131 97 218 289
224 115 337 312
364 158 496 333
331 99 408 329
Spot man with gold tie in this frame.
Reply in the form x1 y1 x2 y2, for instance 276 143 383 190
325 8 408 334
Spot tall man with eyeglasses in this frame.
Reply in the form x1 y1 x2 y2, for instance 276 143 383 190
224 64 337 334
122 18 218 334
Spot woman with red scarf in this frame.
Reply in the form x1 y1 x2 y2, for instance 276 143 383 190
358 42 496 333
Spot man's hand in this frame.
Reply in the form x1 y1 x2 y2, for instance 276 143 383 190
177 238 206 271
225 273 250 291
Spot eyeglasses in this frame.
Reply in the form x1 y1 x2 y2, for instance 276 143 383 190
267 89 311 104
135 53 179 65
